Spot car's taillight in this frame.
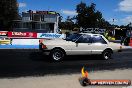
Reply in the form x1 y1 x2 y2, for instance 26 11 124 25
39 39 47 49
42 44 47 49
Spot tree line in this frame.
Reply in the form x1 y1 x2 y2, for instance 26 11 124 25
0 0 19 31
0 1 131 31
59 2 112 31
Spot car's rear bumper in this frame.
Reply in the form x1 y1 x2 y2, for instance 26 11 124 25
39 43 51 55
43 50 50 55
40 49 50 55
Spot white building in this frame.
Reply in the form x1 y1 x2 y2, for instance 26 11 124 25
13 10 60 33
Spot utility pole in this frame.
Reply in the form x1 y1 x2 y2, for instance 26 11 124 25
112 18 115 37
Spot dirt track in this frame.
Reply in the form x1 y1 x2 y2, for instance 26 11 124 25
0 49 132 88
0 69 132 88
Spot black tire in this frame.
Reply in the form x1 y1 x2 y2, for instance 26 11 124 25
50 48 65 61
102 50 112 60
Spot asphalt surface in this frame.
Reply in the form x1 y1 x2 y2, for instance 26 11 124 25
0 49 132 78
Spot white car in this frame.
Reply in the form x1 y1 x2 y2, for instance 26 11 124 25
39 33 122 61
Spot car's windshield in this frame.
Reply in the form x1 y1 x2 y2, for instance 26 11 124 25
65 34 81 41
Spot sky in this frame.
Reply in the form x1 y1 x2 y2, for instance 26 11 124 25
18 0 132 26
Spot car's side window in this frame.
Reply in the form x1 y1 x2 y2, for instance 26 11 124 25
76 34 91 43
66 33 81 41
92 35 107 44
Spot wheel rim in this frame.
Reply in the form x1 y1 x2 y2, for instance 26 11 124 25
104 52 111 60
53 51 63 61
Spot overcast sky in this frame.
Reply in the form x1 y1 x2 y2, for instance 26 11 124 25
18 0 132 26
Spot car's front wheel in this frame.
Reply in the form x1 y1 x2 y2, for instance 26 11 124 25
50 48 65 61
102 50 112 60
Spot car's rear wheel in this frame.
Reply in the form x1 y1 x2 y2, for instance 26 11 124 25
102 50 112 60
50 48 65 61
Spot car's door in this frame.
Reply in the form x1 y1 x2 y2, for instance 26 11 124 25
91 35 108 54
70 34 92 55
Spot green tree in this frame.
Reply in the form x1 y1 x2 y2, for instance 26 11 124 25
0 0 19 31
76 2 87 28
76 2 111 28
98 18 111 28
59 16 74 31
